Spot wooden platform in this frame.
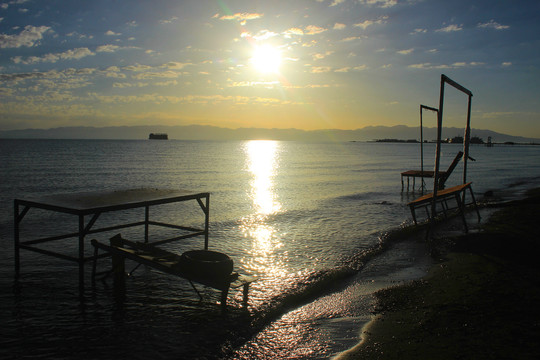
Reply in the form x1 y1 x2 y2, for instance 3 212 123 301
401 170 447 191
91 234 255 310
407 182 481 232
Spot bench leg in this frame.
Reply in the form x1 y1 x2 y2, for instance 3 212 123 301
221 287 229 311
409 205 418 225
454 193 469 233
92 244 99 286
468 187 481 221
242 283 250 305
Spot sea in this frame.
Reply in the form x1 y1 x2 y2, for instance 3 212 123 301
1 139 539 360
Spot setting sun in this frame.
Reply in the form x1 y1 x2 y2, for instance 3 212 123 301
250 44 282 74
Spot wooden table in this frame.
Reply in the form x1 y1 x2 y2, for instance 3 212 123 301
14 188 210 295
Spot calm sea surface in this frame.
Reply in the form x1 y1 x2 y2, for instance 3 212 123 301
1 139 539 359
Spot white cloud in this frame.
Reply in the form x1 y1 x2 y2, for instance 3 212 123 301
0 25 51 48
333 23 346 30
436 24 463 33
502 62 512 67
477 20 510 30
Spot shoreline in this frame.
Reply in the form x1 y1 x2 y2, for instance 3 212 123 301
334 188 540 359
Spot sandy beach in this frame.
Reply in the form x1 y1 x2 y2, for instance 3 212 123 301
335 188 540 359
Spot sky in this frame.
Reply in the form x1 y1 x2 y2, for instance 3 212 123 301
1 0 539 137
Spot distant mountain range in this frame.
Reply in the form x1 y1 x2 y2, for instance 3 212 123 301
0 124 538 143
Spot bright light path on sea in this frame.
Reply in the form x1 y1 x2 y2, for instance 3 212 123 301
250 44 282 74
240 140 285 277
246 140 281 215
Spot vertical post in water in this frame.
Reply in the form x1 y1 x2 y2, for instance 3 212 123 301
204 194 210 250
420 105 424 180
110 235 126 301
463 95 472 184
144 205 149 243
78 214 85 298
14 200 20 278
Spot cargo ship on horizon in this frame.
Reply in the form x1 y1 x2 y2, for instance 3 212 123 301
149 133 168 140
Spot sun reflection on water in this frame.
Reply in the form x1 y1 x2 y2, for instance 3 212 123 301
240 140 286 277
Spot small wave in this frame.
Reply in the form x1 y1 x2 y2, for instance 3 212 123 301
334 192 388 202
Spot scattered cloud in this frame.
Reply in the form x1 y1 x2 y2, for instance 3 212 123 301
333 23 346 30
502 62 512 67
340 36 364 42
354 16 388 30
477 20 510 30
436 24 463 32
397 48 414 55
218 12 263 25
409 61 484 69
310 66 332 73
283 27 304 37
304 25 327 35
12 47 95 64
410 28 427 35
162 62 191 69
312 51 334 60
359 0 397 8
0 25 51 48
159 16 179 25
96 44 120 53
330 0 346 6
336 65 367 72
105 30 121 36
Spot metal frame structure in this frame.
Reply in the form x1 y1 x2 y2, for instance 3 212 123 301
431 74 473 219
420 104 439 191
14 189 210 296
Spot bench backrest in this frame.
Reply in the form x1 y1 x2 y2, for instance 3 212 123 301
438 151 463 189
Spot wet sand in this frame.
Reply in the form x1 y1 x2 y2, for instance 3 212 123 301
335 188 540 359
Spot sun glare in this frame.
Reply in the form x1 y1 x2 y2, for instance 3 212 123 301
250 44 282 74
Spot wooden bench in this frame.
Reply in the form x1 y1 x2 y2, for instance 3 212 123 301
407 182 481 232
91 234 255 310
